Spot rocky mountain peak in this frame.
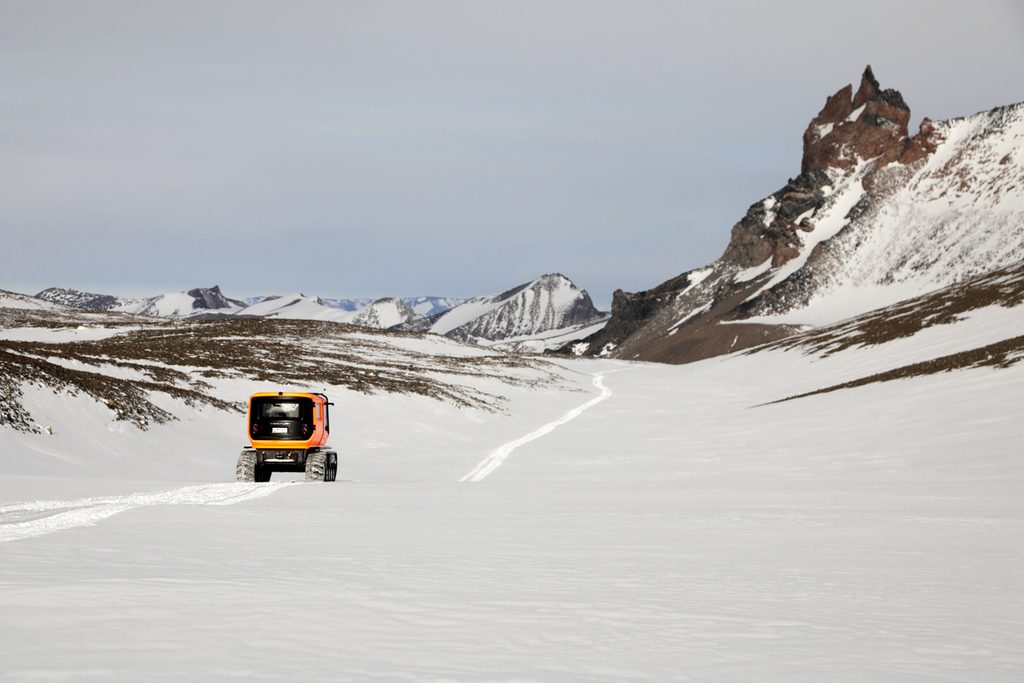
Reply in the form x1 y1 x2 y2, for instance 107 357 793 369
802 65 912 174
720 68 924 275
185 285 244 311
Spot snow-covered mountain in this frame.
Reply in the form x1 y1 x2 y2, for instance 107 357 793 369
351 298 419 328
128 286 246 317
422 273 609 347
575 66 1024 363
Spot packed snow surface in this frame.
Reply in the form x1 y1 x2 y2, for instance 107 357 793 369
2 308 1023 680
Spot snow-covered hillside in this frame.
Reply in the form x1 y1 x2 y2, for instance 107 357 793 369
759 103 1024 325
3 267 1023 680
1 289 65 311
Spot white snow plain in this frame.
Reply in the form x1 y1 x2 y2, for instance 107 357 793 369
2 313 1024 681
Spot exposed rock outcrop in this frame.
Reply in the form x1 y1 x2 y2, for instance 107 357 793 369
187 285 245 311
801 66 911 174
36 287 121 311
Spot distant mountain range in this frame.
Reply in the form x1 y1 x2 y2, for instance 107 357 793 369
31 275 607 349
36 285 246 317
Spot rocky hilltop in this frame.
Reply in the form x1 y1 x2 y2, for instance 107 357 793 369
36 287 122 311
571 66 1024 363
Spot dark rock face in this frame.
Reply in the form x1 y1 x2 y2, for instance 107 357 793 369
582 271 696 354
186 286 244 310
901 117 939 164
722 170 833 270
560 285 607 329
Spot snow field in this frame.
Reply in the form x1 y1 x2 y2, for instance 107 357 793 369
2 318 1024 680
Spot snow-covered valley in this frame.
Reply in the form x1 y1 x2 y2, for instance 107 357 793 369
2 275 1023 681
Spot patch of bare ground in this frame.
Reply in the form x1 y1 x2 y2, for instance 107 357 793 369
750 259 1024 358
765 335 1024 405
0 315 557 433
743 260 1024 405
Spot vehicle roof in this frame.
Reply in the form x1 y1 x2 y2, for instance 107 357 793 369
248 392 328 401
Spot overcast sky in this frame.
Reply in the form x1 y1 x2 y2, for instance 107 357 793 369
2 1 1022 305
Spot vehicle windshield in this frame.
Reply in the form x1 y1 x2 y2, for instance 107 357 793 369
259 401 302 419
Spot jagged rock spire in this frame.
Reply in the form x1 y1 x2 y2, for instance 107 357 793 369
801 65 911 174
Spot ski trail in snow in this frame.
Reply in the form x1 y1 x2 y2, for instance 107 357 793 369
0 483 292 543
460 371 618 482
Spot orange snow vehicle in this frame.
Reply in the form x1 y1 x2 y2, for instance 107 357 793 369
236 391 338 482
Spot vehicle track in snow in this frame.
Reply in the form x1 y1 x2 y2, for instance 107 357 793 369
460 369 621 482
0 483 292 543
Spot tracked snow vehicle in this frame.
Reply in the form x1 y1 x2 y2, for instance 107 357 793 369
236 391 338 482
